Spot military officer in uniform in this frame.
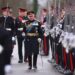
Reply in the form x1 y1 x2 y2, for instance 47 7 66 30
24 11 43 70
0 7 15 68
15 8 28 63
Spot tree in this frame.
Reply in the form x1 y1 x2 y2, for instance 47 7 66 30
33 0 38 14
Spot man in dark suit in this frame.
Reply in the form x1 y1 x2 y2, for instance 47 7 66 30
0 6 15 69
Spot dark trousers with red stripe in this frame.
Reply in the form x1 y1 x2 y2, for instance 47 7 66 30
63 48 74 72
43 35 49 56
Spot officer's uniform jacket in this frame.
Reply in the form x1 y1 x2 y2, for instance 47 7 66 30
24 20 43 55
0 16 15 37
15 16 27 37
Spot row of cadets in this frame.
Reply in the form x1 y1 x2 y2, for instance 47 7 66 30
60 9 74 74
56 8 74 74
49 7 75 75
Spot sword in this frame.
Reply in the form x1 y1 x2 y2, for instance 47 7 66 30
39 41 44 68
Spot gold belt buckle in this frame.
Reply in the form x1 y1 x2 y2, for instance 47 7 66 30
27 33 38 36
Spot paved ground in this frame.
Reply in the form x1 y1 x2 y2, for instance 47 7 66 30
6 41 62 75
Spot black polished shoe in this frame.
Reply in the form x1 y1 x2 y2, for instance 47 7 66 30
24 59 28 63
28 66 32 70
33 66 37 69
64 69 73 75
18 60 23 63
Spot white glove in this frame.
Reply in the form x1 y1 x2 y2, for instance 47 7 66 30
41 25 45 28
5 65 12 73
57 24 62 29
44 33 47 37
38 38 41 43
22 32 25 37
12 37 15 41
0 45 3 54
22 20 26 23
66 47 69 53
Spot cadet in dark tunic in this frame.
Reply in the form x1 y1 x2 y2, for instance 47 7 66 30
0 7 15 66
47 6 56 63
24 11 42 70
15 8 28 63
40 9 49 56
